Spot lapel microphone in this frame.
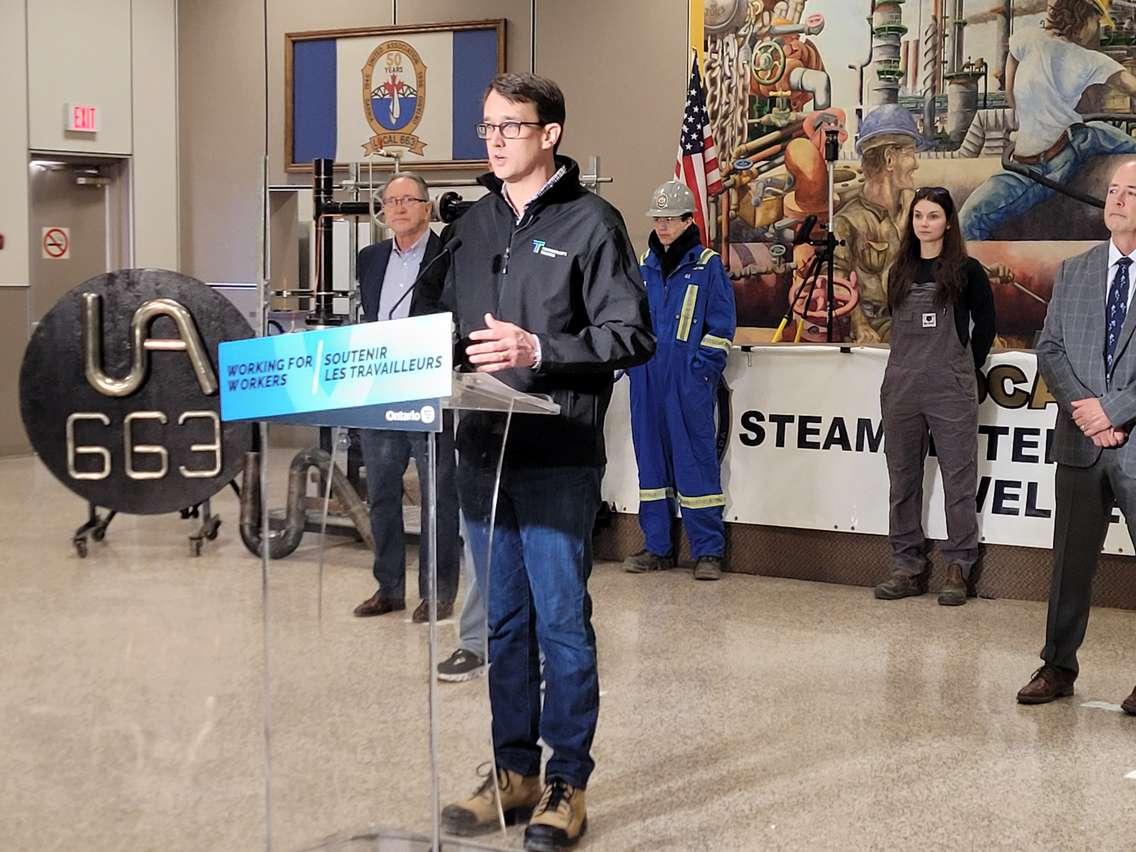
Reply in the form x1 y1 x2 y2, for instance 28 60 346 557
385 237 463 320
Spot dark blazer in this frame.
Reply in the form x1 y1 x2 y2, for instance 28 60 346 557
357 229 446 322
1037 241 1136 474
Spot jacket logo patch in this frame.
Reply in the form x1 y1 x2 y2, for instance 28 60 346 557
531 239 568 258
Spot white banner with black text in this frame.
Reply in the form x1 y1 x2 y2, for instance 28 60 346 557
602 346 1136 556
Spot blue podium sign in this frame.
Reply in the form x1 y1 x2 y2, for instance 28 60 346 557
218 313 452 428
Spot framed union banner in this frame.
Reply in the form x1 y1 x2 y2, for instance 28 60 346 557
285 20 506 171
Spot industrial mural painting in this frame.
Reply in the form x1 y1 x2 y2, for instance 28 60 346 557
700 0 1136 347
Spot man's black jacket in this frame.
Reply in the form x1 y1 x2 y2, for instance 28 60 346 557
442 156 655 469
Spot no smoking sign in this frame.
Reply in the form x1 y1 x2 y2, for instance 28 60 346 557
41 227 70 260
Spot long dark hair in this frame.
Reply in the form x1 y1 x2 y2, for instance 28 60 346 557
888 186 968 310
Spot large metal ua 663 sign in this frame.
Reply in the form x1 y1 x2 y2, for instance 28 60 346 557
20 269 254 515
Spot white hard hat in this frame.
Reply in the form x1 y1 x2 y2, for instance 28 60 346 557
646 180 695 217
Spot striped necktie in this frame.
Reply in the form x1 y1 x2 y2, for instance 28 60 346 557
1106 257 1132 373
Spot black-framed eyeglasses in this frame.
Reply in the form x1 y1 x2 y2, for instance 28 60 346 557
475 121 544 139
382 196 429 208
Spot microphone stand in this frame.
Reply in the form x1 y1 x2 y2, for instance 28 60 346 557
771 129 846 344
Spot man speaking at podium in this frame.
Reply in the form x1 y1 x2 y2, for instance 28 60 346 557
438 73 654 849
352 173 460 623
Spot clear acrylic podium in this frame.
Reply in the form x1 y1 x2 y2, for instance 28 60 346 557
253 370 558 851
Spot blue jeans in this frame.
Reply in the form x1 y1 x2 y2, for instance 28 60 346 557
458 462 601 789
959 122 1136 240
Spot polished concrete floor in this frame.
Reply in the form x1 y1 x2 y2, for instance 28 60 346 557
2 452 1135 851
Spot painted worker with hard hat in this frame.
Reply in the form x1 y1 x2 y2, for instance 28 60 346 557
624 181 736 580
833 103 926 343
960 0 1136 240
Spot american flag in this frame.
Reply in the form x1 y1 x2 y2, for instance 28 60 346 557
675 55 723 241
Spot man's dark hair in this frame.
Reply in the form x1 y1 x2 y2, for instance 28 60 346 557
484 72 566 151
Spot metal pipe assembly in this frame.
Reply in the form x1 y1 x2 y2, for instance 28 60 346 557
310 158 373 327
238 448 375 559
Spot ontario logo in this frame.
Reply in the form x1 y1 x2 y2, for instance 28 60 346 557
362 40 427 156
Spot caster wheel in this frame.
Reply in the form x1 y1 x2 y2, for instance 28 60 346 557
92 528 106 542
75 540 88 558
205 519 221 541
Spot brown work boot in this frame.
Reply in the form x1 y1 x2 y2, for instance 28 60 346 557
937 563 968 606
353 591 405 617
1016 665 1076 705
441 764 541 837
412 599 454 622
1121 685 1136 716
624 549 675 573
524 778 587 851
873 572 927 600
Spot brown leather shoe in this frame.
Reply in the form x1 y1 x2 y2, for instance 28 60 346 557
1121 685 1136 716
1016 665 1076 705
441 764 541 836
412 599 454 622
937 563 967 606
353 591 405 618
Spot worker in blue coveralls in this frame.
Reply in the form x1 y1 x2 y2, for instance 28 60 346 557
624 180 736 581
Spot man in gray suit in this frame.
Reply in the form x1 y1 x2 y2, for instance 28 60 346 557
1017 159 1136 715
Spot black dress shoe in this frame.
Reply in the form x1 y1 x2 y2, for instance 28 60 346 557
353 591 405 617
412 599 454 622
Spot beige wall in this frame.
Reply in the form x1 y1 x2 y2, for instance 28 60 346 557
27 0 133 155
182 0 691 282
0 289 30 455
535 0 688 252
394 0 532 74
2 0 179 457
132 0 180 269
2 0 36 454
179 0 267 284
0 0 29 288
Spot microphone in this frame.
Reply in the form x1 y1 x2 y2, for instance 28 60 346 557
792 214 818 247
386 237 463 320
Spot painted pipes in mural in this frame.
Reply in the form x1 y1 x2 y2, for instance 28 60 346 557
696 0 1136 348
602 346 1136 555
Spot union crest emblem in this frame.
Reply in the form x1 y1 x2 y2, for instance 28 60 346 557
362 40 427 156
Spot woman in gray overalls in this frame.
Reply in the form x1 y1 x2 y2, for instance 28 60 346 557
874 186 996 606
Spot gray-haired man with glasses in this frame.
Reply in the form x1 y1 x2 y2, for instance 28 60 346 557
352 173 460 624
